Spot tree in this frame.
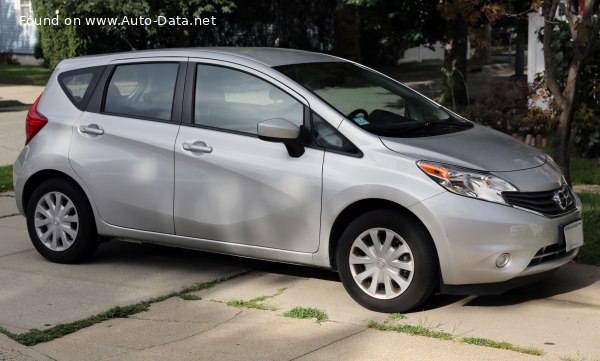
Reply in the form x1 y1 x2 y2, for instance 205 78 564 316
541 0 599 181
438 1 485 109
31 0 337 68
341 0 442 66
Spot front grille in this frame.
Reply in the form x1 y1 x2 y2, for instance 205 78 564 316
502 184 576 217
527 243 575 267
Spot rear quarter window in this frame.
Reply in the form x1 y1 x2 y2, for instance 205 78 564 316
58 66 104 111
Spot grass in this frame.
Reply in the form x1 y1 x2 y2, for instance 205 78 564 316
283 307 328 323
462 337 544 356
179 294 202 301
0 279 219 346
226 287 286 311
575 193 600 265
226 299 275 310
0 64 52 86
367 320 453 340
368 320 543 356
571 156 600 185
388 313 407 320
0 303 150 346
0 165 12 192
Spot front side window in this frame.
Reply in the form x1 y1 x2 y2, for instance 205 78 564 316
276 62 472 137
104 63 179 121
194 64 303 134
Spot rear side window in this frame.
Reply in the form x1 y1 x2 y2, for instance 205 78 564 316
104 63 179 122
58 66 104 111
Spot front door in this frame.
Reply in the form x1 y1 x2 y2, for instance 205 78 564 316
174 62 323 252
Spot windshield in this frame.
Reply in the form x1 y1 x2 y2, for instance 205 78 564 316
275 62 472 137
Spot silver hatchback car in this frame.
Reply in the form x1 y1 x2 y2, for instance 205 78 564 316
14 48 584 312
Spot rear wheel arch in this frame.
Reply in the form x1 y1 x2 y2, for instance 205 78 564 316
23 170 94 219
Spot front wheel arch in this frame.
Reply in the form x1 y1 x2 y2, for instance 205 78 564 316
328 199 438 271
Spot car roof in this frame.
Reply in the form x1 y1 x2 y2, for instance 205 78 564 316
58 47 346 70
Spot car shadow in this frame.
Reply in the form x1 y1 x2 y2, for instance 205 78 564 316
89 241 597 311
464 264 599 307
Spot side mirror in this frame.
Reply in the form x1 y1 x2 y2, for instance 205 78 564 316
257 118 305 158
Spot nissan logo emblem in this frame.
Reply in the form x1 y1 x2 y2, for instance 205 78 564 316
553 188 568 210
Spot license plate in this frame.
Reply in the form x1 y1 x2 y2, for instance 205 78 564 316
564 220 584 252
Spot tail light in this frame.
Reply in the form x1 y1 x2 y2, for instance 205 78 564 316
25 94 48 145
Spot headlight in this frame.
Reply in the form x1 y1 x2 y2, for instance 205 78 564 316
417 161 517 204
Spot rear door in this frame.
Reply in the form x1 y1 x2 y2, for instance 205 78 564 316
173 60 324 252
69 59 187 234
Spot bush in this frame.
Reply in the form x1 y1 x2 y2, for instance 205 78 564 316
463 79 529 133
0 50 20 65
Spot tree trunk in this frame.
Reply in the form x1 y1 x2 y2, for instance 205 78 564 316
542 0 596 183
470 24 491 65
514 18 527 78
442 18 469 108
334 0 361 62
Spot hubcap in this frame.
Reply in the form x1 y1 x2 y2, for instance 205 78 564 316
349 228 414 299
34 192 79 252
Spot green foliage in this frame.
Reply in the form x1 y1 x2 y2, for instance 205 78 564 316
531 20 600 157
283 307 328 322
388 313 406 320
462 337 543 356
570 156 600 185
31 0 338 69
226 299 276 310
0 165 13 192
0 303 151 346
368 319 544 356
576 193 600 266
179 294 202 301
344 0 442 66
463 80 529 133
367 320 453 340
31 0 236 68
0 65 52 86
0 278 220 346
226 288 286 311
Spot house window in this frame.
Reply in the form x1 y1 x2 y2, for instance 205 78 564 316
20 0 32 19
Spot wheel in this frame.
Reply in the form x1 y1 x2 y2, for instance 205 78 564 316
26 178 98 263
336 209 438 312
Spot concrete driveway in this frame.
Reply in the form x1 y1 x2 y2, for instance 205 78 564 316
1 203 599 360
0 110 26 166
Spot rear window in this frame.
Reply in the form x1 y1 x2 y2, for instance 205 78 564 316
58 66 104 111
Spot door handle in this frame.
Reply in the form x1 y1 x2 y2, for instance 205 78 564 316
79 125 104 135
183 142 213 153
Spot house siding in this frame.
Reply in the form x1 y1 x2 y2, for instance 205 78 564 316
0 0 37 54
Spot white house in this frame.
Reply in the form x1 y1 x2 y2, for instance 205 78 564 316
0 0 37 58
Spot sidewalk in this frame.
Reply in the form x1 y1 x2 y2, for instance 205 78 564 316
0 84 45 106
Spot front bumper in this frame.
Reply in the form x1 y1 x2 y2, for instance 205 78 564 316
409 191 582 286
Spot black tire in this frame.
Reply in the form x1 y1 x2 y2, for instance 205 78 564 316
336 209 438 313
26 178 98 263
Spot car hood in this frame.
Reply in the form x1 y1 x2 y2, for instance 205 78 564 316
380 124 547 172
